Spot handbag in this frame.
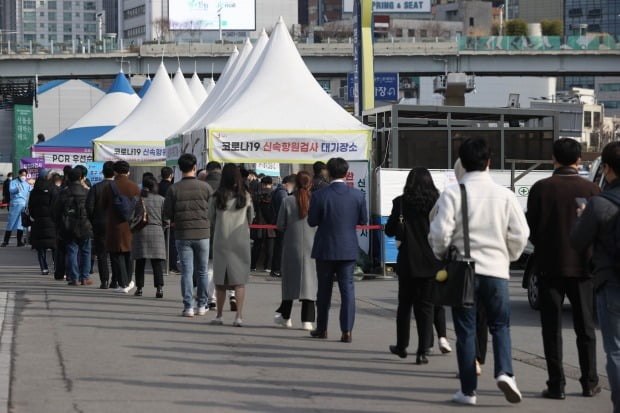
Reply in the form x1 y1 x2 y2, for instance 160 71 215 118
394 197 407 248
21 208 33 227
129 197 148 233
431 184 475 308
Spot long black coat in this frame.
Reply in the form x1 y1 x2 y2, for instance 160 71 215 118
28 185 57 250
384 195 439 278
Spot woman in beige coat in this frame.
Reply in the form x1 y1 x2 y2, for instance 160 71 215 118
208 164 254 326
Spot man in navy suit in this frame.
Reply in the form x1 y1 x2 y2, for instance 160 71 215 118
308 157 368 343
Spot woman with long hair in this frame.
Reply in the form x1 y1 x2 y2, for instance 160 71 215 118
385 167 441 365
208 164 254 326
131 175 166 298
273 171 318 330
28 175 56 275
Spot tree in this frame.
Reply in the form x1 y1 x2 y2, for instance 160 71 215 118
153 17 171 42
505 19 528 36
540 19 563 36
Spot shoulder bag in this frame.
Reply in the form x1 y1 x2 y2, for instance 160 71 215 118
130 197 149 233
394 197 406 248
431 184 475 308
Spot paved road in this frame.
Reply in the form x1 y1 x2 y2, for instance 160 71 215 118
0 227 614 412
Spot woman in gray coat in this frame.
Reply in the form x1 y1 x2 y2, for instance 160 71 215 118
274 171 317 331
131 176 166 298
208 164 254 327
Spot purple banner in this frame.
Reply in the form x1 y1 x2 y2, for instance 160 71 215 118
20 157 45 186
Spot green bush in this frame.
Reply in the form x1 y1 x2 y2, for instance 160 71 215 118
506 19 528 36
541 19 563 36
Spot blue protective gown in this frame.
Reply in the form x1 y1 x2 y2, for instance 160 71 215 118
6 179 31 231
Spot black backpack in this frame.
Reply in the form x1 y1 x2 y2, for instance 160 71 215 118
110 181 136 222
599 191 620 270
60 192 91 240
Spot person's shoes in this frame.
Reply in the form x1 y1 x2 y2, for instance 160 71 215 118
340 332 352 343
83 279 94 286
301 322 314 331
109 281 118 289
114 286 128 293
127 280 135 291
42 269 49 275
416 353 429 365
155 288 163 298
496 374 522 403
232 318 243 327
582 384 602 397
208 301 216 310
210 317 223 325
229 297 237 312
16 242 25 247
389 345 407 359
197 306 207 316
475 360 482 376
250 268 257 272
99 281 109 289
67 280 78 286
134 289 143 297
182 308 195 317
452 390 477 405
541 388 565 400
270 271 281 278
0 243 7 247
310 330 327 339
439 337 452 353
274 314 292 328
265 268 271 273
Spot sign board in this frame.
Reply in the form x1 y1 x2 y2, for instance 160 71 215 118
372 1 431 13
13 104 34 173
208 130 371 163
169 0 256 31
84 162 104 185
348 161 370 253
19 157 44 186
165 135 182 167
348 72 399 102
93 142 166 166
256 163 280 177
31 146 93 170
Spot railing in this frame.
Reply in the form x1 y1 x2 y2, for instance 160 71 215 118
458 35 620 52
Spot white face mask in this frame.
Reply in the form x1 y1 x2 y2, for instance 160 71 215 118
19 176 26 182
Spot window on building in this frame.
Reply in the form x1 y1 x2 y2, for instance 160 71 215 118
568 8 583 18
83 1 96 10
23 11 36 21
84 12 96 21
23 23 36 31
420 29 427 37
40 12 45 16
84 23 96 33
123 25 146 38
599 83 620 92
40 34 45 39
588 24 601 33
63 12 72 20
63 34 72 42
75 12 80 17
588 9 602 18
48 34 57 42
48 24 56 32
63 1 71 9
39 1 44 6
24 34 36 42
123 5 146 19
48 1 57 10
75 23 80 29
469 17 474 27
594 112 601 128
584 111 592 128
602 101 620 109
63 23 72 32
39 22 44 28
23 1 36 8
48 12 56 20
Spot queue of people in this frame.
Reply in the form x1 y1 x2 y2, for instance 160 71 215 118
2 137 619 411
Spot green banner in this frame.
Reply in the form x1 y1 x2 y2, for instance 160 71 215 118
13 104 34 173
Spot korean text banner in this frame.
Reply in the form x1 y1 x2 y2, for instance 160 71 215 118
20 157 44 185
31 146 93 170
208 130 371 163
13 104 34 173
94 142 166 166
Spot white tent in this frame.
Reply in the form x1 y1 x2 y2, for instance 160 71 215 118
189 73 207 105
197 17 372 163
93 63 190 166
204 78 216 94
173 68 199 114
32 72 140 169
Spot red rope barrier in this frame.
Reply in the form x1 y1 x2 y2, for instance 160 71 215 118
249 224 382 230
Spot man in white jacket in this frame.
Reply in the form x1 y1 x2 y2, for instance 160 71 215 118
429 138 529 405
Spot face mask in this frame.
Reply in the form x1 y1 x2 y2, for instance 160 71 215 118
19 176 26 182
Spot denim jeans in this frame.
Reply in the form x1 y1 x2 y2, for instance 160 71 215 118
176 238 209 310
36 248 54 272
65 238 91 282
597 279 620 413
452 274 514 396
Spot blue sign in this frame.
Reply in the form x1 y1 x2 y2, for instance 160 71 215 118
348 72 399 102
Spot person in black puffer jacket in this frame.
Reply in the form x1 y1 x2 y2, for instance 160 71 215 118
28 174 57 275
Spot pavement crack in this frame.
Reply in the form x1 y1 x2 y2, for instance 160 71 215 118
55 342 73 393
72 402 84 413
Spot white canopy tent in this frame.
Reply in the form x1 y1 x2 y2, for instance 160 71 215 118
173 68 199 115
204 78 216 94
189 73 207 105
93 63 190 166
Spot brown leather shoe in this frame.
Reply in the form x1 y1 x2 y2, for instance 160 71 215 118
310 330 327 339
83 279 94 286
340 332 352 343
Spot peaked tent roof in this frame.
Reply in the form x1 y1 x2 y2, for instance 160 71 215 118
204 78 216 94
173 68 199 114
35 72 140 148
189 73 207 105
138 78 151 97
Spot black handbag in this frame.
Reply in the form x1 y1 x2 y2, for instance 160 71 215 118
431 184 475 308
21 208 33 228
394 198 406 246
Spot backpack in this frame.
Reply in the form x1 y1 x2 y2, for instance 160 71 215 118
598 191 620 270
258 190 276 224
60 192 91 240
109 181 136 222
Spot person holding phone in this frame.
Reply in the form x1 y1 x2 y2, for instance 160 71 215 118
526 138 602 399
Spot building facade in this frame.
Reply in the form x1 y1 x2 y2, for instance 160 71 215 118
514 0 563 23
564 0 620 35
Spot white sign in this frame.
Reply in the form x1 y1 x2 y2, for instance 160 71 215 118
343 0 354 13
94 142 166 166
169 0 256 31
372 1 431 13
256 163 280 176
208 130 371 163
348 161 370 253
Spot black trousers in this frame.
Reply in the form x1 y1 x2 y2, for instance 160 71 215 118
54 240 66 280
277 299 316 322
396 275 434 355
92 233 113 285
476 302 488 364
270 231 283 273
251 237 274 270
539 277 598 392
135 258 164 289
110 252 132 288
168 228 178 271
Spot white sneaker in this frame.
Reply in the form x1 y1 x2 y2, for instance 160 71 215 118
127 280 135 291
114 286 126 293
452 390 477 405
439 337 452 353
182 308 195 317
232 318 243 327
210 317 223 325
301 322 314 331
496 374 522 403
274 314 292 328
197 306 207 316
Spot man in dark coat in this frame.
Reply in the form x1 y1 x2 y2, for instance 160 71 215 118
308 158 367 343
86 161 115 289
270 175 295 278
527 138 601 399
2 172 12 207
312 161 329 192
53 168 93 286
158 166 178 273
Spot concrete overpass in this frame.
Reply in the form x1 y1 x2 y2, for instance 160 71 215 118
0 41 619 79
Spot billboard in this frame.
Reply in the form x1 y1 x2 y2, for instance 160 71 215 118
348 72 399 102
371 1 431 13
169 0 256 31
